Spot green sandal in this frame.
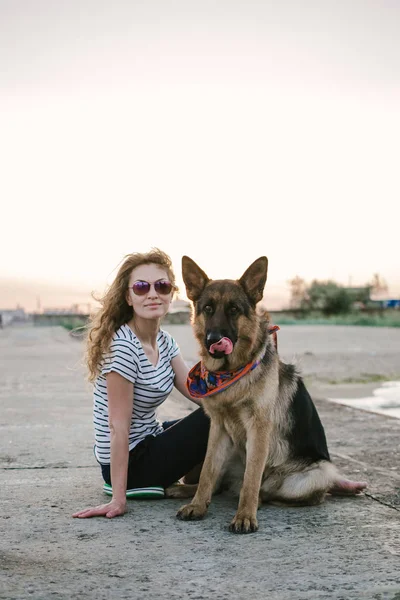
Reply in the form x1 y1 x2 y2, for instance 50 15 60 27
103 483 165 499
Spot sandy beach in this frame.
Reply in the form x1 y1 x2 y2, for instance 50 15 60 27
1 323 400 599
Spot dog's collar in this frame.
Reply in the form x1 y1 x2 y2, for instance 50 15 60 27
186 325 280 399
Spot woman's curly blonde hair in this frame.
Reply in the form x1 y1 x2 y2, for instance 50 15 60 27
86 248 177 382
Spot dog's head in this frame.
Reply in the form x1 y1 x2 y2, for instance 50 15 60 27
182 256 268 369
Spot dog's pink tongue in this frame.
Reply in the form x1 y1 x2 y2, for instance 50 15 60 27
209 337 233 355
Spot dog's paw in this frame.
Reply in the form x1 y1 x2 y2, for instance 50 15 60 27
229 513 258 534
165 483 198 499
176 503 207 521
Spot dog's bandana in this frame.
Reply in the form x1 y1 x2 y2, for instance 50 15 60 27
187 325 280 399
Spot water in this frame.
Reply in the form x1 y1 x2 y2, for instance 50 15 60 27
329 381 400 419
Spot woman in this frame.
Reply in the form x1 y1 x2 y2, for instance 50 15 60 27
73 248 209 519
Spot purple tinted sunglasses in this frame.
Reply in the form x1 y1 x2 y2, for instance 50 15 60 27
130 279 173 296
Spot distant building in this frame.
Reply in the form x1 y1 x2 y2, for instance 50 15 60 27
169 299 191 314
381 299 400 309
41 304 82 315
164 298 191 324
0 308 27 327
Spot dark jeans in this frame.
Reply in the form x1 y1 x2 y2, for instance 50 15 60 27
100 406 210 489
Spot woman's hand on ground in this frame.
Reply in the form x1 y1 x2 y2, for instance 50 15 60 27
72 499 127 519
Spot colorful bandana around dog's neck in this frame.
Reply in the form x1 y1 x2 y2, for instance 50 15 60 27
187 325 280 399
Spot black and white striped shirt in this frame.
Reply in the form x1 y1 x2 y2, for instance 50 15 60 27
93 323 180 464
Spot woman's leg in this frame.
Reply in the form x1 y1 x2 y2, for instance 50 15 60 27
99 407 210 489
124 407 209 489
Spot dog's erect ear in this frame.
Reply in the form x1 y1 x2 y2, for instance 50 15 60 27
182 256 210 301
238 257 268 304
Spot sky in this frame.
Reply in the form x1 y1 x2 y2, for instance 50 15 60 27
1 0 399 311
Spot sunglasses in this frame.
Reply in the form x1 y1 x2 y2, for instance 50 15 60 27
130 280 174 296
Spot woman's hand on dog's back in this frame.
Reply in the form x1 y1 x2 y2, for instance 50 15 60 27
72 498 127 519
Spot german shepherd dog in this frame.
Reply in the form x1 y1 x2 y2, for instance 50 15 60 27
171 256 367 534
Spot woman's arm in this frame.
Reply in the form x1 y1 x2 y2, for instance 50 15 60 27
108 371 134 504
171 354 202 406
72 371 133 518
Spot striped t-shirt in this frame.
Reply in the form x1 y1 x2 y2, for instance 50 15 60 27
93 323 180 464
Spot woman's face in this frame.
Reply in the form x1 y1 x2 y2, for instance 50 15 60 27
126 263 173 321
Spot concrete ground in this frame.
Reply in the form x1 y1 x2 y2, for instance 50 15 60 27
1 324 400 600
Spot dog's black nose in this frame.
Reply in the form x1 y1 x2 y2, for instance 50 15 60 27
206 331 224 347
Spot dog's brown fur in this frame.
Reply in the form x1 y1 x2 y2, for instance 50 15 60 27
168 256 367 533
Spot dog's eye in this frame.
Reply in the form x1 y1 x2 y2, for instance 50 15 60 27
203 305 213 315
229 305 239 315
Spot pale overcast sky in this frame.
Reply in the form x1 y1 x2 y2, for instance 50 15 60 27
1 0 399 310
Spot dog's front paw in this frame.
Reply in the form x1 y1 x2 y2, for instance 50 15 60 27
229 512 258 534
176 503 208 521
